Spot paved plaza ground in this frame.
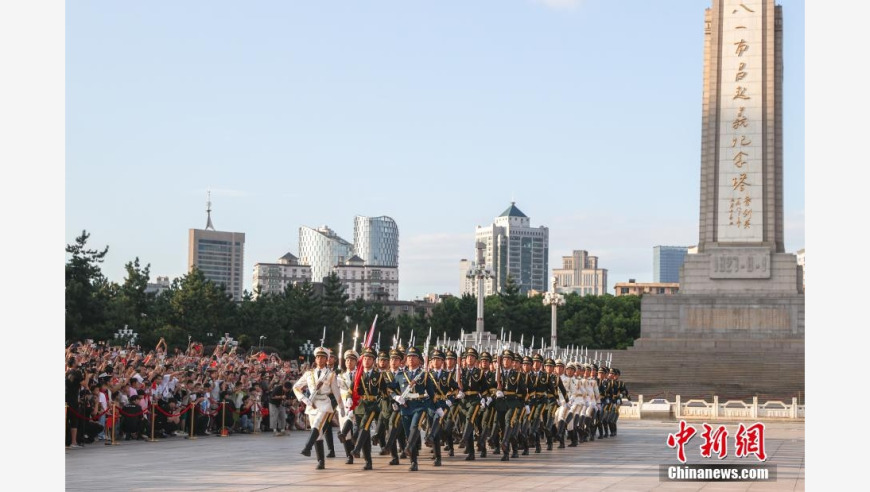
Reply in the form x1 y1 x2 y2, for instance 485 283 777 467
65 419 804 491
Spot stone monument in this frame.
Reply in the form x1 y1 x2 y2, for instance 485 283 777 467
622 0 805 400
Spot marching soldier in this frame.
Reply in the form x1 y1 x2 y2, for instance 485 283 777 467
598 366 612 438
292 347 346 470
517 355 534 455
528 353 548 453
373 350 391 454
493 349 527 461
338 349 358 464
351 346 390 470
426 349 454 466
609 368 628 437
442 349 461 457
382 348 406 465
477 351 496 458
391 346 436 471
458 347 487 461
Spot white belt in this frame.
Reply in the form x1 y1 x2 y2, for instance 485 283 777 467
405 394 426 400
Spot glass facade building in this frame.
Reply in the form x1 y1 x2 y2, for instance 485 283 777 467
653 246 690 283
353 215 399 267
473 203 548 296
298 225 354 283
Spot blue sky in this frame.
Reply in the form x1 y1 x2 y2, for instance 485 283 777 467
65 0 805 300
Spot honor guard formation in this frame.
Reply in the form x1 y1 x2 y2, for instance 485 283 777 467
293 337 628 471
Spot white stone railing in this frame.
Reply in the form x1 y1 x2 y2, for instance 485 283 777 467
617 395 805 421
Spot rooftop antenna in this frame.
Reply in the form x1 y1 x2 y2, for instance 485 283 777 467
205 190 216 231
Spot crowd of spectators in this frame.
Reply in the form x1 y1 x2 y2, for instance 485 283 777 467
65 337 313 449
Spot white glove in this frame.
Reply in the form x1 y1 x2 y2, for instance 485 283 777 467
486 397 493 406
344 398 353 409
391 402 399 412
479 398 487 409
393 395 405 406
524 405 530 415
435 408 445 418
456 391 465 400
496 390 504 398
445 400 453 408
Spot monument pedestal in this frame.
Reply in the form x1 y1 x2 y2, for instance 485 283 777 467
623 250 805 400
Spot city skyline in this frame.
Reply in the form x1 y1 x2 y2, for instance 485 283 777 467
65 1 805 300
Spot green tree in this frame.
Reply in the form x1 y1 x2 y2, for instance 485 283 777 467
65 230 110 341
321 272 349 336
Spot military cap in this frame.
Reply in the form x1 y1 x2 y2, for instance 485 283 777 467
406 346 422 359
431 349 445 360
389 349 403 360
512 352 522 362
613 368 621 375
532 353 544 363
361 346 377 359
343 349 359 360
377 350 389 361
314 346 329 358
591 364 599 373
597 366 607 373
465 347 479 359
445 350 457 360
522 355 532 365
544 357 555 367
479 351 492 362
500 349 513 359
555 359 565 367
566 362 576 370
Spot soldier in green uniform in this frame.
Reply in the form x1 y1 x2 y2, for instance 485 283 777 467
458 347 488 461
477 351 496 458
426 349 455 466
441 349 461 457
352 346 391 470
493 349 528 461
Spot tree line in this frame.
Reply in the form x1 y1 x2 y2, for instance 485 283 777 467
66 230 641 359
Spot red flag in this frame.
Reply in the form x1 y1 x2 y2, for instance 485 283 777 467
350 315 378 411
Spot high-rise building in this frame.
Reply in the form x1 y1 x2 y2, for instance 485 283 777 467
188 194 245 301
252 253 313 298
653 246 690 283
552 250 608 296
298 225 354 283
353 215 399 267
473 202 549 296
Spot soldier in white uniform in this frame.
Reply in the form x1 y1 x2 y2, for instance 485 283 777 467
293 347 346 470
338 349 358 464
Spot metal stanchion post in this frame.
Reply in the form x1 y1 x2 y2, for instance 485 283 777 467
253 402 260 434
108 403 119 445
148 399 157 442
188 404 198 440
219 402 228 437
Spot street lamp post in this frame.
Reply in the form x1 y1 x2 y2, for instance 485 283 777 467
259 335 266 349
299 339 315 363
466 241 493 336
542 277 565 349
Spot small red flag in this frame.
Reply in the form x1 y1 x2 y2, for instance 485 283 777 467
350 315 378 411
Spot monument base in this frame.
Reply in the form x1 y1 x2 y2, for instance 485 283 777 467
620 250 805 400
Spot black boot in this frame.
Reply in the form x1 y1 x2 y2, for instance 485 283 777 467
511 440 518 459
433 438 442 467
325 425 336 457
568 429 578 447
301 428 320 457
315 441 325 470
534 433 542 453
611 421 617 437
389 440 400 465
464 434 475 461
602 421 609 438
344 440 354 464
501 450 509 462
409 447 419 471
362 436 373 470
